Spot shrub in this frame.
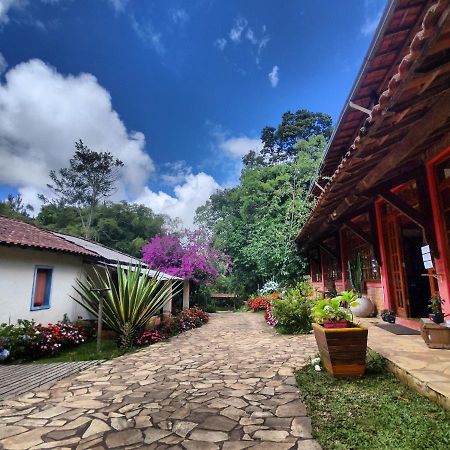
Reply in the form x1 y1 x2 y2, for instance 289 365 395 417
136 330 164 346
160 307 209 338
74 263 180 349
272 281 317 334
0 320 87 362
264 304 278 327
247 296 270 312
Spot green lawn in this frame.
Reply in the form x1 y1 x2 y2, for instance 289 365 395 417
33 339 132 363
296 356 450 450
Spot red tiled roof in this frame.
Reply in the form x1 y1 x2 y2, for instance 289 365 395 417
313 0 431 190
0 216 97 257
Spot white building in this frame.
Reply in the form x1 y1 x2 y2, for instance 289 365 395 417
0 216 189 325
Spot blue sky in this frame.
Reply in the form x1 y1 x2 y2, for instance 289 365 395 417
0 0 386 227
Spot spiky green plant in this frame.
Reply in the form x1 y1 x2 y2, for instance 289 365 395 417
347 253 363 296
72 263 181 348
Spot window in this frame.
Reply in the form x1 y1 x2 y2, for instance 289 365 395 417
31 267 53 310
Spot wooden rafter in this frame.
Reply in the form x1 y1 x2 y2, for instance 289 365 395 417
343 221 374 249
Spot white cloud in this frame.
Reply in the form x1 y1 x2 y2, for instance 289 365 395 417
216 18 270 65
0 52 7 74
130 16 165 54
218 136 263 158
229 16 247 42
206 123 263 187
107 0 128 13
268 65 279 87
160 160 192 186
360 0 384 36
209 122 263 159
0 0 24 23
245 28 257 45
360 11 382 36
170 8 188 26
0 59 154 210
135 173 220 229
214 37 227 51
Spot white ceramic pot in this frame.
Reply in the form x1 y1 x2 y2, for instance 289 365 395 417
350 296 374 318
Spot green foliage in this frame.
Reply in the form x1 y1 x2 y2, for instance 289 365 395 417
348 253 363 296
311 297 352 324
73 264 180 349
272 294 314 335
295 359 450 450
335 290 359 308
243 110 332 166
428 294 443 313
196 131 327 295
39 139 124 237
37 201 165 257
0 194 35 221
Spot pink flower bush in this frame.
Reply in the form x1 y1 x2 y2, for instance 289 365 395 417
142 229 231 284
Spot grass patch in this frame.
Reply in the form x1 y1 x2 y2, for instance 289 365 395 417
296 354 450 450
32 339 133 363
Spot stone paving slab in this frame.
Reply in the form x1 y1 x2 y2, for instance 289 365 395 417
0 312 320 449
362 318 450 409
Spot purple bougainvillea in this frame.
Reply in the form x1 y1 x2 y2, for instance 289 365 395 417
142 229 231 284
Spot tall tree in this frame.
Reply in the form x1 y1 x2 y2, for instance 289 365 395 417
39 140 123 237
196 133 327 295
6 194 34 217
243 109 332 167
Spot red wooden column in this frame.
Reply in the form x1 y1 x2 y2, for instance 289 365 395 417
375 199 393 311
339 226 347 290
319 247 326 296
426 147 450 318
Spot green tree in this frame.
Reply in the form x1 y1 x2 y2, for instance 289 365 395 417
196 133 327 295
37 202 166 257
243 109 331 167
0 193 34 219
39 140 124 238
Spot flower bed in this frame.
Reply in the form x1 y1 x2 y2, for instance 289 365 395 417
135 307 209 346
0 320 87 362
247 296 270 312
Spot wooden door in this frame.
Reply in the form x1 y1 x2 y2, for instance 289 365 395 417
384 212 409 317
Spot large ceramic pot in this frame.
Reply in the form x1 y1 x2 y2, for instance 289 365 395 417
350 296 374 318
313 323 368 378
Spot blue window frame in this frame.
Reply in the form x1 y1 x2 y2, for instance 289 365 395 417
30 266 53 310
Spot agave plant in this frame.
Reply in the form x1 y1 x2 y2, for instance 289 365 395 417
73 263 181 349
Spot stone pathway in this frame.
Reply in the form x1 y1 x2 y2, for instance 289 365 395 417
0 312 319 450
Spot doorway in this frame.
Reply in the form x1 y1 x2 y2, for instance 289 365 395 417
401 226 430 317
381 205 431 318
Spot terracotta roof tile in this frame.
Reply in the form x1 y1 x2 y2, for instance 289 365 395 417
0 216 97 257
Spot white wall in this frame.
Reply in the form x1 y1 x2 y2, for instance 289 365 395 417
0 246 91 325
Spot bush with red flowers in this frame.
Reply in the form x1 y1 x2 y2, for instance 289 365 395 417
137 307 210 342
0 319 87 362
247 296 270 312
136 330 164 346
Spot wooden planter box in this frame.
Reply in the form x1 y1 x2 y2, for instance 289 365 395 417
313 323 368 378
420 319 450 349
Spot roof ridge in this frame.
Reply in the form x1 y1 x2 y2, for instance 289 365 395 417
52 230 144 264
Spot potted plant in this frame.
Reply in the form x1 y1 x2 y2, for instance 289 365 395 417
311 293 368 378
428 294 444 324
381 309 396 323
348 254 374 317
